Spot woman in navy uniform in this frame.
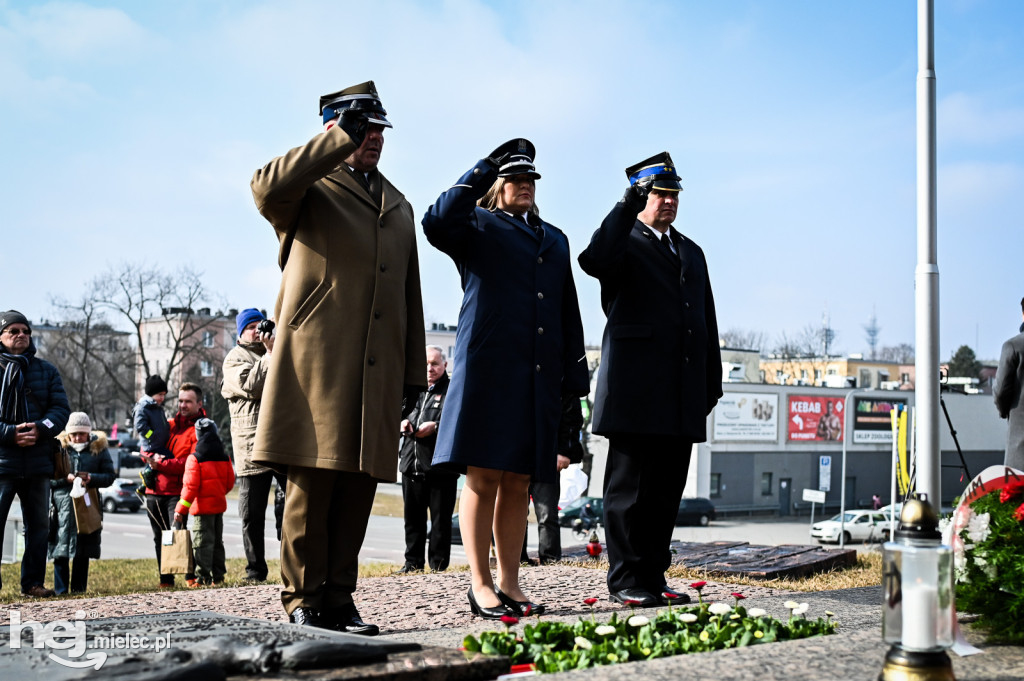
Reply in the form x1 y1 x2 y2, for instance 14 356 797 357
422 139 589 618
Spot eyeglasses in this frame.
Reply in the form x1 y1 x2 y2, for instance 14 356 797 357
3 327 30 336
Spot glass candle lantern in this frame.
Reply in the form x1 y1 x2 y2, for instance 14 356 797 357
880 495 955 681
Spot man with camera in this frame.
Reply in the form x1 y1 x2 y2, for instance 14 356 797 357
995 296 1024 472
222 308 284 583
250 81 426 635
579 153 722 608
0 310 70 597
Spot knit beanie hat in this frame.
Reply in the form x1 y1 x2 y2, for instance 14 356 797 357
236 308 264 337
67 412 92 434
145 375 168 397
193 418 227 462
0 310 30 334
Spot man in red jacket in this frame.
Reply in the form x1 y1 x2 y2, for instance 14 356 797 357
141 382 206 587
175 418 235 585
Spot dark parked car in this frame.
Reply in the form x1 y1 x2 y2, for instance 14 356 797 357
99 477 143 513
675 497 716 526
557 495 716 528
557 496 604 528
451 513 462 545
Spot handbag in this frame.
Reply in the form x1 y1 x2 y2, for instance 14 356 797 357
160 529 195 575
52 440 72 481
72 488 103 535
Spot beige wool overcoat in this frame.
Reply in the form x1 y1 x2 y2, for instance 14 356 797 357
249 124 426 481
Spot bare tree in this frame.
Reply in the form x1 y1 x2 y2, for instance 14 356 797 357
878 343 915 364
45 295 136 428
719 328 768 352
91 263 227 384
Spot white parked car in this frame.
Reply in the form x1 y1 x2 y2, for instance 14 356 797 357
811 510 888 544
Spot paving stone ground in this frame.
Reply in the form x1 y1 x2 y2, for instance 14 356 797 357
1 564 1021 680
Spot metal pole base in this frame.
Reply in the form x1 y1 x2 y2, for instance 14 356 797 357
879 645 954 681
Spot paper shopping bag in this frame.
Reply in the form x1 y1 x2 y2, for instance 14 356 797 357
160 529 195 575
72 488 103 535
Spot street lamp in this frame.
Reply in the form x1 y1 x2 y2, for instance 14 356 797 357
880 494 954 681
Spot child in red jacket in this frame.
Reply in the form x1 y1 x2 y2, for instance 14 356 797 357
174 418 235 586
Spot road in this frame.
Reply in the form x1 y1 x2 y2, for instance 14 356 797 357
6 436 874 565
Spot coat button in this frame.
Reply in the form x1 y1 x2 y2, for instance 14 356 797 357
685 356 690 363
684 302 690 309
380 264 387 272
535 364 542 373
379 219 385 228
473 168 481 175
374 310 381 319
537 256 544 264
537 327 544 335
688 328 693 335
681 276 686 283
537 292 544 300
368 357 376 366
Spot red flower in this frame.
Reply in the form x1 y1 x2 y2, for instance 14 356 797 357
1014 502 1024 523
583 597 598 606
1000 480 1024 504
500 614 520 626
731 592 746 600
690 581 707 590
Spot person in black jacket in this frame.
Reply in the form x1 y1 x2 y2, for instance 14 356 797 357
522 395 585 565
578 154 722 608
0 310 71 597
397 346 456 573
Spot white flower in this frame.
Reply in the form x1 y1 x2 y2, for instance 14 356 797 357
627 615 650 627
595 625 616 637
966 512 991 543
794 603 810 616
680 613 698 623
709 603 732 615
747 608 767 618
574 636 593 650
783 600 800 610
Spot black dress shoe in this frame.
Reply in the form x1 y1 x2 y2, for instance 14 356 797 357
394 563 423 575
467 587 515 620
320 603 380 636
609 588 659 607
655 586 692 605
495 588 546 616
288 607 322 627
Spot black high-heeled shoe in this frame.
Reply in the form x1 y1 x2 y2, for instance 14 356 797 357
467 587 514 619
495 588 546 616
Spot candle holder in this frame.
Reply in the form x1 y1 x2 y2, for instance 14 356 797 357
879 494 954 681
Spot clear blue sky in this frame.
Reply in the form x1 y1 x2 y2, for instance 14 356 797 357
3 0 1022 361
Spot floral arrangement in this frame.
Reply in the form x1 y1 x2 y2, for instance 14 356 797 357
462 584 837 674
944 471 1024 644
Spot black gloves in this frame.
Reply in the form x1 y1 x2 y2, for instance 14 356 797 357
485 139 521 170
337 108 368 148
620 177 654 212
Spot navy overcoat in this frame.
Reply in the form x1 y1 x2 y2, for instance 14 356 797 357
422 160 589 483
578 200 722 441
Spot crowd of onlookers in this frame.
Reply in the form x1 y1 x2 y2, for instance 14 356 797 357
0 308 283 597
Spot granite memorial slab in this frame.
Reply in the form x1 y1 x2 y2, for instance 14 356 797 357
0 610 508 681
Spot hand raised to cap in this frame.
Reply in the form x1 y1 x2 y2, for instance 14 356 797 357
621 176 654 211
338 108 369 148
485 139 522 169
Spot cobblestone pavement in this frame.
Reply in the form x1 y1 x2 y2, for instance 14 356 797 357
0 564 806 644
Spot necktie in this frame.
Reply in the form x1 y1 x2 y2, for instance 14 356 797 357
659 233 675 256
517 214 542 238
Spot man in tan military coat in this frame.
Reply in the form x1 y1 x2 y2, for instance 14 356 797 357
250 81 426 635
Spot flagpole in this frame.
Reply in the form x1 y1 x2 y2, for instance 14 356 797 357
915 0 941 508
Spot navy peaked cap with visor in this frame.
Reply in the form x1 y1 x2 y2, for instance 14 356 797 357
494 138 541 179
319 80 392 128
625 152 682 192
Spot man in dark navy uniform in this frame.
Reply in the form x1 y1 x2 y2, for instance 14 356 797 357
578 153 722 607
